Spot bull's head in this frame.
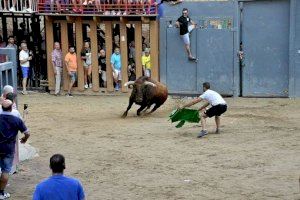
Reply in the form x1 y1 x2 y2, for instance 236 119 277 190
124 81 157 103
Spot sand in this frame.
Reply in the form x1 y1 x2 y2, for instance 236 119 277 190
7 93 300 200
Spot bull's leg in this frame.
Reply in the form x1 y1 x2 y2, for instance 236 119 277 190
149 103 162 114
137 104 147 116
142 105 152 114
122 99 134 118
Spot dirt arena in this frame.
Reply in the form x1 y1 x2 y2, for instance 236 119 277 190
8 93 300 199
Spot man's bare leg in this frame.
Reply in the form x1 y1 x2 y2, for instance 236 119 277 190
215 116 220 133
0 173 9 193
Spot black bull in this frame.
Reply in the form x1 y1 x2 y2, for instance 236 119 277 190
122 76 168 117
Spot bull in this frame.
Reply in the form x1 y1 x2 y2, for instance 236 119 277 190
122 76 168 117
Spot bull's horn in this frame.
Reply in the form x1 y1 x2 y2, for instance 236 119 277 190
144 81 157 87
124 81 135 87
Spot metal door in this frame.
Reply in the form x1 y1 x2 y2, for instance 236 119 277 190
166 23 198 94
241 0 290 97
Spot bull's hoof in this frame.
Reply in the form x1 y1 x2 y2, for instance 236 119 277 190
121 112 128 118
137 112 141 116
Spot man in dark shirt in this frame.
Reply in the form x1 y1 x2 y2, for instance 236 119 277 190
98 49 107 88
0 99 30 199
176 8 197 61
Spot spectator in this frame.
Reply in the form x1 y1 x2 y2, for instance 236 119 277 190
128 41 136 62
50 0 61 12
110 47 121 91
175 8 197 61
81 41 92 89
0 85 17 111
98 49 106 88
23 0 33 12
52 42 63 96
6 36 17 49
33 154 86 200
17 23 29 45
128 59 136 81
0 36 6 63
19 43 32 95
1 0 17 11
142 48 151 77
65 46 77 97
0 99 30 200
71 0 83 13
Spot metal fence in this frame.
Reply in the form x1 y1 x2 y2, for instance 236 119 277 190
0 48 17 95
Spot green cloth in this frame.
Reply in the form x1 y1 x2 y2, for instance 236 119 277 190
169 108 201 128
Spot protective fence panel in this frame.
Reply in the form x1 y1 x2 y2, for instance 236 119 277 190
242 0 290 97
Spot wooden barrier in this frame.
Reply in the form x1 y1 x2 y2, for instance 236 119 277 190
46 16 160 94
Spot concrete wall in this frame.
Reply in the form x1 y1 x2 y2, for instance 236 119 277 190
292 0 300 97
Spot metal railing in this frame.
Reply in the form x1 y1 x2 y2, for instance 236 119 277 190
37 0 157 15
0 48 17 95
0 0 37 12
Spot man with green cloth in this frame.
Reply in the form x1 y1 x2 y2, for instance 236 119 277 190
179 82 227 138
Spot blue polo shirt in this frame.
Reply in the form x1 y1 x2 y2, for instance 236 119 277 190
110 53 121 70
0 112 28 155
33 175 85 200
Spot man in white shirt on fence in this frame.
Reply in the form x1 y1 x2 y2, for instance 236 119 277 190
180 82 227 138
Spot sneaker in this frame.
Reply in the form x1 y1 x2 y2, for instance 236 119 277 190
83 1 87 5
0 192 11 199
111 10 116 15
26 8 33 12
123 11 127 15
66 93 73 97
197 130 208 138
84 84 88 89
9 6 16 11
21 91 28 95
116 11 121 15
89 83 92 88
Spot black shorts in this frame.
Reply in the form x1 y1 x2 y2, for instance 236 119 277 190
205 104 227 118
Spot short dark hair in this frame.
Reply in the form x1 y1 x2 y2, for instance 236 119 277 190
50 154 65 173
182 8 188 12
2 104 12 111
203 82 210 89
8 35 14 39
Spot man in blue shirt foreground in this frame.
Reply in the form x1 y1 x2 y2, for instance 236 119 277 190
33 154 86 200
0 99 30 199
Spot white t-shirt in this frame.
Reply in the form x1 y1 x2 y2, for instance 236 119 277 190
200 89 226 106
19 50 30 67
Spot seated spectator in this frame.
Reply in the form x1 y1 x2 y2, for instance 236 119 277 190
33 154 86 200
72 0 83 13
50 0 61 12
1 0 17 11
142 48 151 77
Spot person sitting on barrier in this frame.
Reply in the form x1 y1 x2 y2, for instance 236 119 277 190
142 48 151 77
33 154 85 200
111 47 122 91
52 42 63 96
19 43 32 95
0 99 30 200
81 41 92 89
71 0 83 13
179 82 227 138
175 8 197 61
65 46 78 97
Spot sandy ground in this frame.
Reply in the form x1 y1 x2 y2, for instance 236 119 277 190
7 92 300 200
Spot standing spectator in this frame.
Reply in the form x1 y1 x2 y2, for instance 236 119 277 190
175 8 197 61
98 49 106 88
0 36 6 63
128 41 136 62
81 41 92 89
33 154 85 200
71 0 82 13
19 43 32 95
17 23 29 45
23 0 33 12
0 99 30 200
52 42 63 96
142 48 151 77
6 36 17 49
110 47 122 91
65 46 77 97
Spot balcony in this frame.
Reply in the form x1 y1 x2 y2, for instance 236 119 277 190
36 0 158 16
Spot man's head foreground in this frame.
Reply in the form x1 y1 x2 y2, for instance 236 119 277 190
203 82 210 92
50 154 66 174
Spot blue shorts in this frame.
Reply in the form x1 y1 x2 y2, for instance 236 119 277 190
0 154 14 173
69 72 77 82
21 66 30 78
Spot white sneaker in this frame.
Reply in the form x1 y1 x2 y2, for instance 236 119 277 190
111 10 116 15
26 8 33 12
3 8 8 11
89 83 92 88
123 11 127 15
84 84 88 89
0 192 11 199
9 6 16 11
104 11 110 15
116 11 121 15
